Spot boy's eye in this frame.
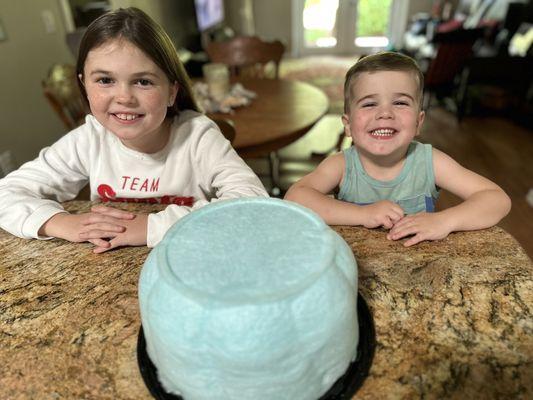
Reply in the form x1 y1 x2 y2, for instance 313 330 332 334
394 100 411 106
361 102 376 108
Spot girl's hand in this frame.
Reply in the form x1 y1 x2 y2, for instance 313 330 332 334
39 205 135 248
362 200 404 229
387 212 453 246
82 206 148 253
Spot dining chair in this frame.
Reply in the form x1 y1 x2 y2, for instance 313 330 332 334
421 27 484 114
42 64 88 131
205 36 285 79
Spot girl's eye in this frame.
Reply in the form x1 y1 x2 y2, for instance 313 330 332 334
96 77 113 85
136 79 153 86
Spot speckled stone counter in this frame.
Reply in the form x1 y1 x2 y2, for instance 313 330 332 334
1 202 531 399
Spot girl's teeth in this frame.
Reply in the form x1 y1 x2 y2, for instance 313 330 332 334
371 129 394 136
116 113 138 120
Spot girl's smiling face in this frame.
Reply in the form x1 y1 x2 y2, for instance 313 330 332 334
81 39 178 153
342 70 425 164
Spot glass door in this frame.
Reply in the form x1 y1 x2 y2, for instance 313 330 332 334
291 0 408 56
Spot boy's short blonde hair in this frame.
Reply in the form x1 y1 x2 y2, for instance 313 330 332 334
343 51 424 114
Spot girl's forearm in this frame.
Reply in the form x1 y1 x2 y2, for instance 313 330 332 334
38 212 70 239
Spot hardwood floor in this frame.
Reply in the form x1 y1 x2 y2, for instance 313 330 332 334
256 106 533 259
421 107 533 259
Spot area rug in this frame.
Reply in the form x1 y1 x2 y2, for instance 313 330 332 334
280 56 359 114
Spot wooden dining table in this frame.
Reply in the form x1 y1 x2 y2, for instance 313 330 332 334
207 78 329 158
1 201 531 399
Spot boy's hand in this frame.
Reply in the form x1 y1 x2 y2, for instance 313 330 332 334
79 205 148 253
362 200 404 229
387 212 453 246
39 205 135 248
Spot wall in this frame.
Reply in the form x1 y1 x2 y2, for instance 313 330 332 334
253 0 291 51
224 0 292 52
0 0 74 168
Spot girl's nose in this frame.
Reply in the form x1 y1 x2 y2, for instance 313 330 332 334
115 84 135 104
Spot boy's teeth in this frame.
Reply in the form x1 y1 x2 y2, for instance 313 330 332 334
371 129 394 136
116 113 138 120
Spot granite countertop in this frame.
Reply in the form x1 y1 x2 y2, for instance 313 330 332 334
1 201 531 399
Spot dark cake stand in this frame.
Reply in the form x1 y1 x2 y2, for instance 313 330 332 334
137 293 375 400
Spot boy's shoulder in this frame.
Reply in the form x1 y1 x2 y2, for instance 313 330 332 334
410 140 432 151
317 151 346 174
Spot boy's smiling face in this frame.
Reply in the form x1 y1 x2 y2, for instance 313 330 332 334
342 70 425 163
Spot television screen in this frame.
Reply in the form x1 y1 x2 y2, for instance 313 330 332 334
195 0 224 31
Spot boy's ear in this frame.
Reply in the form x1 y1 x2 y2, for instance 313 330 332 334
341 114 351 137
415 110 425 136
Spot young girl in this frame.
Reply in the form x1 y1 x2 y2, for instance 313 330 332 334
0 7 267 253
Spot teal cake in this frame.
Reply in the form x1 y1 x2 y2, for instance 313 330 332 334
138 198 359 400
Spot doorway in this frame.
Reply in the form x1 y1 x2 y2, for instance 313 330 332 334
291 0 409 57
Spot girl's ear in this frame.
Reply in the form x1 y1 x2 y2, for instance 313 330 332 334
78 74 84 85
169 81 179 107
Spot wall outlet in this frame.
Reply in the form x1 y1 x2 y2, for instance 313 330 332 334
0 150 14 177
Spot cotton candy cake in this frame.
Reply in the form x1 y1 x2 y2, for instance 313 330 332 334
138 198 359 400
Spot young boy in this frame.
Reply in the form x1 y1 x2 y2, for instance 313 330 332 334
284 52 511 246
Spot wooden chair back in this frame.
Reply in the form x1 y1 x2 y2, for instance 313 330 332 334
422 28 484 111
212 118 236 144
42 64 88 131
205 36 285 79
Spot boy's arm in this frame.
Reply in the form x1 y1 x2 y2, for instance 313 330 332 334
388 148 511 246
432 148 511 230
284 154 404 227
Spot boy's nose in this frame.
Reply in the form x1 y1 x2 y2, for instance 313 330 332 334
376 105 393 119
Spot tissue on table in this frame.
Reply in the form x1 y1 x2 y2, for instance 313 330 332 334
193 82 257 113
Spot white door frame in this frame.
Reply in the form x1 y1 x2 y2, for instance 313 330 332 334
291 0 409 58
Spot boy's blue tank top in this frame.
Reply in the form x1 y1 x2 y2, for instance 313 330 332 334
337 141 439 214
